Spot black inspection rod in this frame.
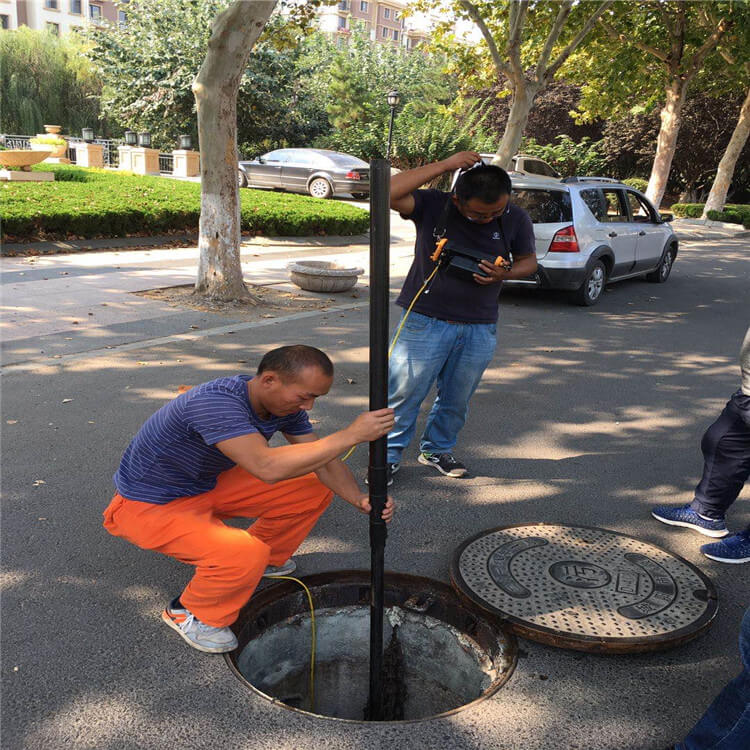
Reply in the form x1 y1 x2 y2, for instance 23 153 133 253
366 158 390 721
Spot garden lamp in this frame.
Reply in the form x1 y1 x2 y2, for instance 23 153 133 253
138 132 151 148
124 130 137 146
178 134 192 150
82 127 94 142
386 90 400 161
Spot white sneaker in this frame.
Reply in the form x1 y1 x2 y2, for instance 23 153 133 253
162 603 238 653
263 558 297 577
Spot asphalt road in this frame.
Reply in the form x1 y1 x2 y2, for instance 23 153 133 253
2 234 749 750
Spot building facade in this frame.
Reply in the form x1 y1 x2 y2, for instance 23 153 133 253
0 0 125 34
317 0 434 50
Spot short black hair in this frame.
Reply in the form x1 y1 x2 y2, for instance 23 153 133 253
455 164 511 204
257 345 334 380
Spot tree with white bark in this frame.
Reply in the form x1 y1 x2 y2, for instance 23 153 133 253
422 0 614 170
701 8 750 218
593 2 731 209
193 0 278 301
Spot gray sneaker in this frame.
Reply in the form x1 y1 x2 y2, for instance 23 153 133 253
263 558 297 577
162 604 238 653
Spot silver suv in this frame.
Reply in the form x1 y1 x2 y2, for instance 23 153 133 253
507 176 678 305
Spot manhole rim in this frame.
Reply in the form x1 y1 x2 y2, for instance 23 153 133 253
224 569 519 724
450 523 719 654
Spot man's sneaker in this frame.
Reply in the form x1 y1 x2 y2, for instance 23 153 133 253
263 558 297 577
418 452 467 477
700 533 750 564
651 504 729 538
364 463 400 487
162 603 238 653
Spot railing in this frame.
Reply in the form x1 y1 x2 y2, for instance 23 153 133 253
159 153 173 173
2 135 32 149
2 134 181 174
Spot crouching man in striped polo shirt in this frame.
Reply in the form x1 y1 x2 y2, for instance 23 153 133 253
103 345 395 654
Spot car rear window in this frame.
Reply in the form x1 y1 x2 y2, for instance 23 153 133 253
326 153 369 168
512 188 572 223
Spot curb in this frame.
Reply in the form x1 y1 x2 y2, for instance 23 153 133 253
0 232 371 257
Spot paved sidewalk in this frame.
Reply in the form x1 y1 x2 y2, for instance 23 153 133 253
0 211 417 366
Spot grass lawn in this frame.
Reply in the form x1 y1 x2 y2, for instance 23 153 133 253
1 165 370 242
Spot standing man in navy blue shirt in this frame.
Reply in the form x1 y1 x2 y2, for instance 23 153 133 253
104 345 394 654
386 152 537 482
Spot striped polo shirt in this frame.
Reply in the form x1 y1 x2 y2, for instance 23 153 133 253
114 375 313 504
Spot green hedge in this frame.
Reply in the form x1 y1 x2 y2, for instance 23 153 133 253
623 177 648 193
670 202 750 228
1 165 369 241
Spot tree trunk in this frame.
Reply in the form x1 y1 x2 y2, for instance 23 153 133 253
491 81 539 170
645 78 688 209
193 0 277 300
702 86 750 219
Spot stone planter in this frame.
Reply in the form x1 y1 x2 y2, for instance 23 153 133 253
31 138 67 159
0 149 53 171
43 125 62 135
287 260 364 293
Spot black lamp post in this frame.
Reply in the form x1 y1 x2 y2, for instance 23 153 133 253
137 132 151 148
124 130 137 146
386 89 400 161
178 134 192 150
82 127 94 143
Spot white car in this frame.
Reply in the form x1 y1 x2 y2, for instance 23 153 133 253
507 176 678 305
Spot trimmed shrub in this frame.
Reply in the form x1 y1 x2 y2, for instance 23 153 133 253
623 178 648 193
2 165 369 241
671 202 750 228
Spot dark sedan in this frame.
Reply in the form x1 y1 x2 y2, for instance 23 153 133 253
238 148 370 199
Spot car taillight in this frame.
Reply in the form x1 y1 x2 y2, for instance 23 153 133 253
345 171 361 180
548 225 579 252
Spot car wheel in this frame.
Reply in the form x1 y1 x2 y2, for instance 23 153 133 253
351 192 368 200
238 170 247 188
308 177 333 199
646 247 675 283
571 260 606 306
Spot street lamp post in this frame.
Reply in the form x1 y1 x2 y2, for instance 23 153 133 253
386 89 400 161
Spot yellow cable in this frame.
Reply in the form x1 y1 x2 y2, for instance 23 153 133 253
265 575 316 712
341 263 440 462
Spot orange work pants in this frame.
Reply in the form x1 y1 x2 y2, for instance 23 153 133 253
103 466 333 627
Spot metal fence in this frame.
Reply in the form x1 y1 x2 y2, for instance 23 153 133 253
2 134 176 174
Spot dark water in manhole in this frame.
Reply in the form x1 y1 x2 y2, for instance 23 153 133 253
225 571 517 722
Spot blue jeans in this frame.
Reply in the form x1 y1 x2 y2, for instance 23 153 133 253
690 390 750 527
386 311 497 464
677 607 750 749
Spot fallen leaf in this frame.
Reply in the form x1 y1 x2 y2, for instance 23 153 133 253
72 321 79 325
6 420 18 424
177 385 193 394
262 314 274 318
38 517 47 521
236 359 247 363
61 398 73 403
64 337 72 340
309 419 320 424
33 480 46 486
88 420 95 424
346 378 356 385
190 325 199 329
88 312 93 316
136 361 148 365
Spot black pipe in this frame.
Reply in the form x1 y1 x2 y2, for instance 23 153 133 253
366 158 390 721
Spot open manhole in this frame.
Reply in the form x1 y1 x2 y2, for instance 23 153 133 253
452 524 719 653
226 570 517 722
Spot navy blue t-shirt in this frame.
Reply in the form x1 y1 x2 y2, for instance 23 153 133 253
114 375 313 504
396 189 536 324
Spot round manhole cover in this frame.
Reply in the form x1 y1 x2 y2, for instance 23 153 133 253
451 524 718 653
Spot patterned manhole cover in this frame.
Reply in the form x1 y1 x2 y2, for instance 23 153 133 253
451 524 718 653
